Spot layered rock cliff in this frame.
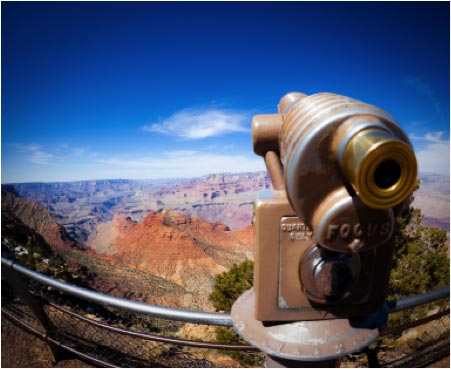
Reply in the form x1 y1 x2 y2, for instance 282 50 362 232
92 209 253 309
1 187 87 252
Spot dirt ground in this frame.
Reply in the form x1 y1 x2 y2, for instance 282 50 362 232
1 317 91 368
427 356 450 368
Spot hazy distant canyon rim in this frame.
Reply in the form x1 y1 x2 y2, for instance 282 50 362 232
9 171 450 248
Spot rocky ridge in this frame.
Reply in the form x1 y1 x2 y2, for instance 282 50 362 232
1 187 86 252
412 173 450 230
92 209 253 309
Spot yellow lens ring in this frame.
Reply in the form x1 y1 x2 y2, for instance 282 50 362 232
355 140 417 209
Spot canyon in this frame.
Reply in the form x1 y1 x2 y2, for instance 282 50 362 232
1 185 253 310
2 171 449 310
11 173 271 246
9 172 449 250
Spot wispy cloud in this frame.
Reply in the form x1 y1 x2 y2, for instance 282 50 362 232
73 148 86 156
11 143 54 165
4 141 265 182
405 76 446 124
57 143 89 157
97 150 264 178
405 76 434 97
142 107 250 139
410 132 450 175
410 131 447 144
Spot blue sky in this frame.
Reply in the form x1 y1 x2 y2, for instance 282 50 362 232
2 2 450 183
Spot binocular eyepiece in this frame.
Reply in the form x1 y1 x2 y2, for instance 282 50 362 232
279 92 417 211
253 92 417 253
339 128 416 209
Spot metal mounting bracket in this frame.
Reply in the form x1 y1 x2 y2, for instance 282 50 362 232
231 288 384 362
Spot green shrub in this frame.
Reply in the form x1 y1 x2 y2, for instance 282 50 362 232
209 260 261 366
388 182 449 327
209 260 253 312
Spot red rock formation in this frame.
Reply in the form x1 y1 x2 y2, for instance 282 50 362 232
102 209 253 306
88 214 136 253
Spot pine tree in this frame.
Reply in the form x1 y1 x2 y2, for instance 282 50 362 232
209 260 253 312
209 260 261 365
389 181 449 301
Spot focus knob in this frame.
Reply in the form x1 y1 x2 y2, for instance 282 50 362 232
300 246 360 304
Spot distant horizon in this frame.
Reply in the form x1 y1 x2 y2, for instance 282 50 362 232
2 169 448 186
2 170 268 185
2 2 449 183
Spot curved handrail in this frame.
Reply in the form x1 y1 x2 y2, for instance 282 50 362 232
387 285 450 312
1 257 232 326
2 257 449 326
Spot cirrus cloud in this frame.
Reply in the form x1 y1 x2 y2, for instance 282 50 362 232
10 143 54 165
405 76 446 124
96 150 264 178
142 107 250 139
410 131 450 175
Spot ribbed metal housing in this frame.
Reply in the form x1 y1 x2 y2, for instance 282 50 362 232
278 93 415 218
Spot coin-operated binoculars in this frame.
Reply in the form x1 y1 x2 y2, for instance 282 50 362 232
231 92 417 366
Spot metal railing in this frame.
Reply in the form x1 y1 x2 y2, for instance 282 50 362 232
2 256 450 367
1 257 232 326
3 257 449 323
387 285 450 312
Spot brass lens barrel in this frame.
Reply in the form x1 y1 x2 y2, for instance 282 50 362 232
341 128 417 209
278 92 418 216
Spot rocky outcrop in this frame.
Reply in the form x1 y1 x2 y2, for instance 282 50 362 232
88 214 136 253
94 209 253 310
1 188 87 252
